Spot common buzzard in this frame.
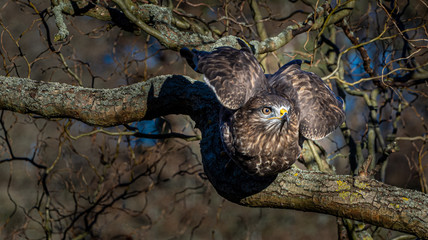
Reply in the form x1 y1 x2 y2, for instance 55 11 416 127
180 39 345 176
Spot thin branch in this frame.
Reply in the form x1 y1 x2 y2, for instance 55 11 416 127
51 1 69 41
339 19 375 77
64 120 201 141
396 136 427 141
251 1 356 54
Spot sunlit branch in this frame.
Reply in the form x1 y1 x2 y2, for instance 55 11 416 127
323 21 390 82
251 1 356 54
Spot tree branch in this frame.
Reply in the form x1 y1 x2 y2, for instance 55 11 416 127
52 0 355 53
0 75 211 126
239 168 428 238
0 75 427 238
250 0 356 54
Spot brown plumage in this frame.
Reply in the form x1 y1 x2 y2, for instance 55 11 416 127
180 39 345 176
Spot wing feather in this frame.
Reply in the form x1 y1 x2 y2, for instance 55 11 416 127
268 61 345 140
181 45 268 110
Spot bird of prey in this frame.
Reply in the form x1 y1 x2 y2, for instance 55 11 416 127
180 39 345 176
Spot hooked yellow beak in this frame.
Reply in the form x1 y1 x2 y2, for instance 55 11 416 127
268 108 288 120
279 108 287 117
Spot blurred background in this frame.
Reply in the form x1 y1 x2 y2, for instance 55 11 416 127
0 0 427 239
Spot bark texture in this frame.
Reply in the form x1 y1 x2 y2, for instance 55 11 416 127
240 168 428 238
0 75 209 126
0 75 427 238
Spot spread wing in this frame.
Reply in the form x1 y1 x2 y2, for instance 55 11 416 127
268 60 345 140
180 40 268 110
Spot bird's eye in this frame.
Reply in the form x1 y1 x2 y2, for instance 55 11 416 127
261 107 272 115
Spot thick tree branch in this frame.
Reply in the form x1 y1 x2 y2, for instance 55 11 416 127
0 75 427 238
0 75 210 126
240 168 428 238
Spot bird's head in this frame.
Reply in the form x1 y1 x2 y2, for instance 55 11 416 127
242 94 291 133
